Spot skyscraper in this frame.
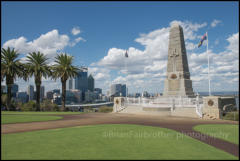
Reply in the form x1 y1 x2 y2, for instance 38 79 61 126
66 67 90 101
27 85 34 101
11 84 18 98
88 74 94 92
40 86 45 101
94 88 102 94
110 84 126 97
17 92 29 103
46 91 54 100
66 67 88 92
76 70 88 92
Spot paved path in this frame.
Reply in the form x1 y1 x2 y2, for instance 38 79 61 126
1 113 239 157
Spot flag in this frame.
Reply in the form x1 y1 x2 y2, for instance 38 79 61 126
125 50 128 58
198 32 207 48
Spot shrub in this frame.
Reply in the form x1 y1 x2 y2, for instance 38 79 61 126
223 111 239 121
98 106 113 113
1 94 7 107
20 101 37 111
83 106 94 112
41 100 60 111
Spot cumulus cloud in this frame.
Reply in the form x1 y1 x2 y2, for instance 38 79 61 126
69 37 86 47
3 29 86 63
71 26 81 35
211 19 221 28
2 28 87 92
92 20 238 93
3 29 70 61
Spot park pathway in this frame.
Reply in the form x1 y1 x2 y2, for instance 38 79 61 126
1 113 239 157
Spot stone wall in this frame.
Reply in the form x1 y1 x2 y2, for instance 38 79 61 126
203 96 236 119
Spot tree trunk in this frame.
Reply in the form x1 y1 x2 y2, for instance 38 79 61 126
6 76 14 111
36 83 41 111
61 80 66 111
6 83 12 111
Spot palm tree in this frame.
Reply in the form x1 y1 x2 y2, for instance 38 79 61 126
26 52 51 111
1 47 26 110
51 53 79 111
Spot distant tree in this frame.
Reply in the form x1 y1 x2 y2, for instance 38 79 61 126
51 53 79 111
26 52 51 111
1 47 26 110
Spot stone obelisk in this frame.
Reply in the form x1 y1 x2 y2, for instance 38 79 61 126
163 23 194 97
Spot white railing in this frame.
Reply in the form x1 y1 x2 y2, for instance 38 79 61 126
123 95 203 117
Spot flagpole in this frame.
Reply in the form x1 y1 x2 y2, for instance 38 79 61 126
207 31 211 96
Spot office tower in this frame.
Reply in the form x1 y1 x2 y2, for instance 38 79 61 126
40 86 45 101
11 84 19 98
110 84 126 97
88 74 94 92
46 91 54 100
27 85 34 101
94 88 102 94
17 92 29 103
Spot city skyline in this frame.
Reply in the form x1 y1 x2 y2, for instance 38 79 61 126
1 1 239 94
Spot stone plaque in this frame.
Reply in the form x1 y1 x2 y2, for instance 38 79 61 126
168 79 180 91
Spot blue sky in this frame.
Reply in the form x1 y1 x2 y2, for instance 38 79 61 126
1 1 239 94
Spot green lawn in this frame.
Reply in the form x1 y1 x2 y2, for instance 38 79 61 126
1 124 238 160
1 115 63 124
1 111 83 124
1 111 83 115
193 124 239 145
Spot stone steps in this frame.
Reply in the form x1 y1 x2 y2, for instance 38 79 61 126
119 105 171 116
171 107 200 118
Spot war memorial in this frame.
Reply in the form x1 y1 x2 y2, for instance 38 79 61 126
113 23 237 120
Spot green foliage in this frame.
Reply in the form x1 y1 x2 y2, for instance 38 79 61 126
223 111 239 121
51 53 79 81
26 52 51 111
51 53 80 111
1 94 7 107
98 106 113 113
40 100 60 111
20 101 37 111
1 47 26 110
83 106 95 112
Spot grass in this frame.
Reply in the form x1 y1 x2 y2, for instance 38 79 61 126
223 111 239 121
193 124 239 145
1 124 238 160
1 115 62 124
1 111 83 124
1 111 83 115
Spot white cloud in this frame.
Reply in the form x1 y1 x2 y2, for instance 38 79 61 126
92 20 211 93
3 29 70 61
170 20 207 40
92 20 238 93
211 19 221 28
2 28 87 93
69 37 86 47
71 27 81 35
226 32 239 53
186 42 197 50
